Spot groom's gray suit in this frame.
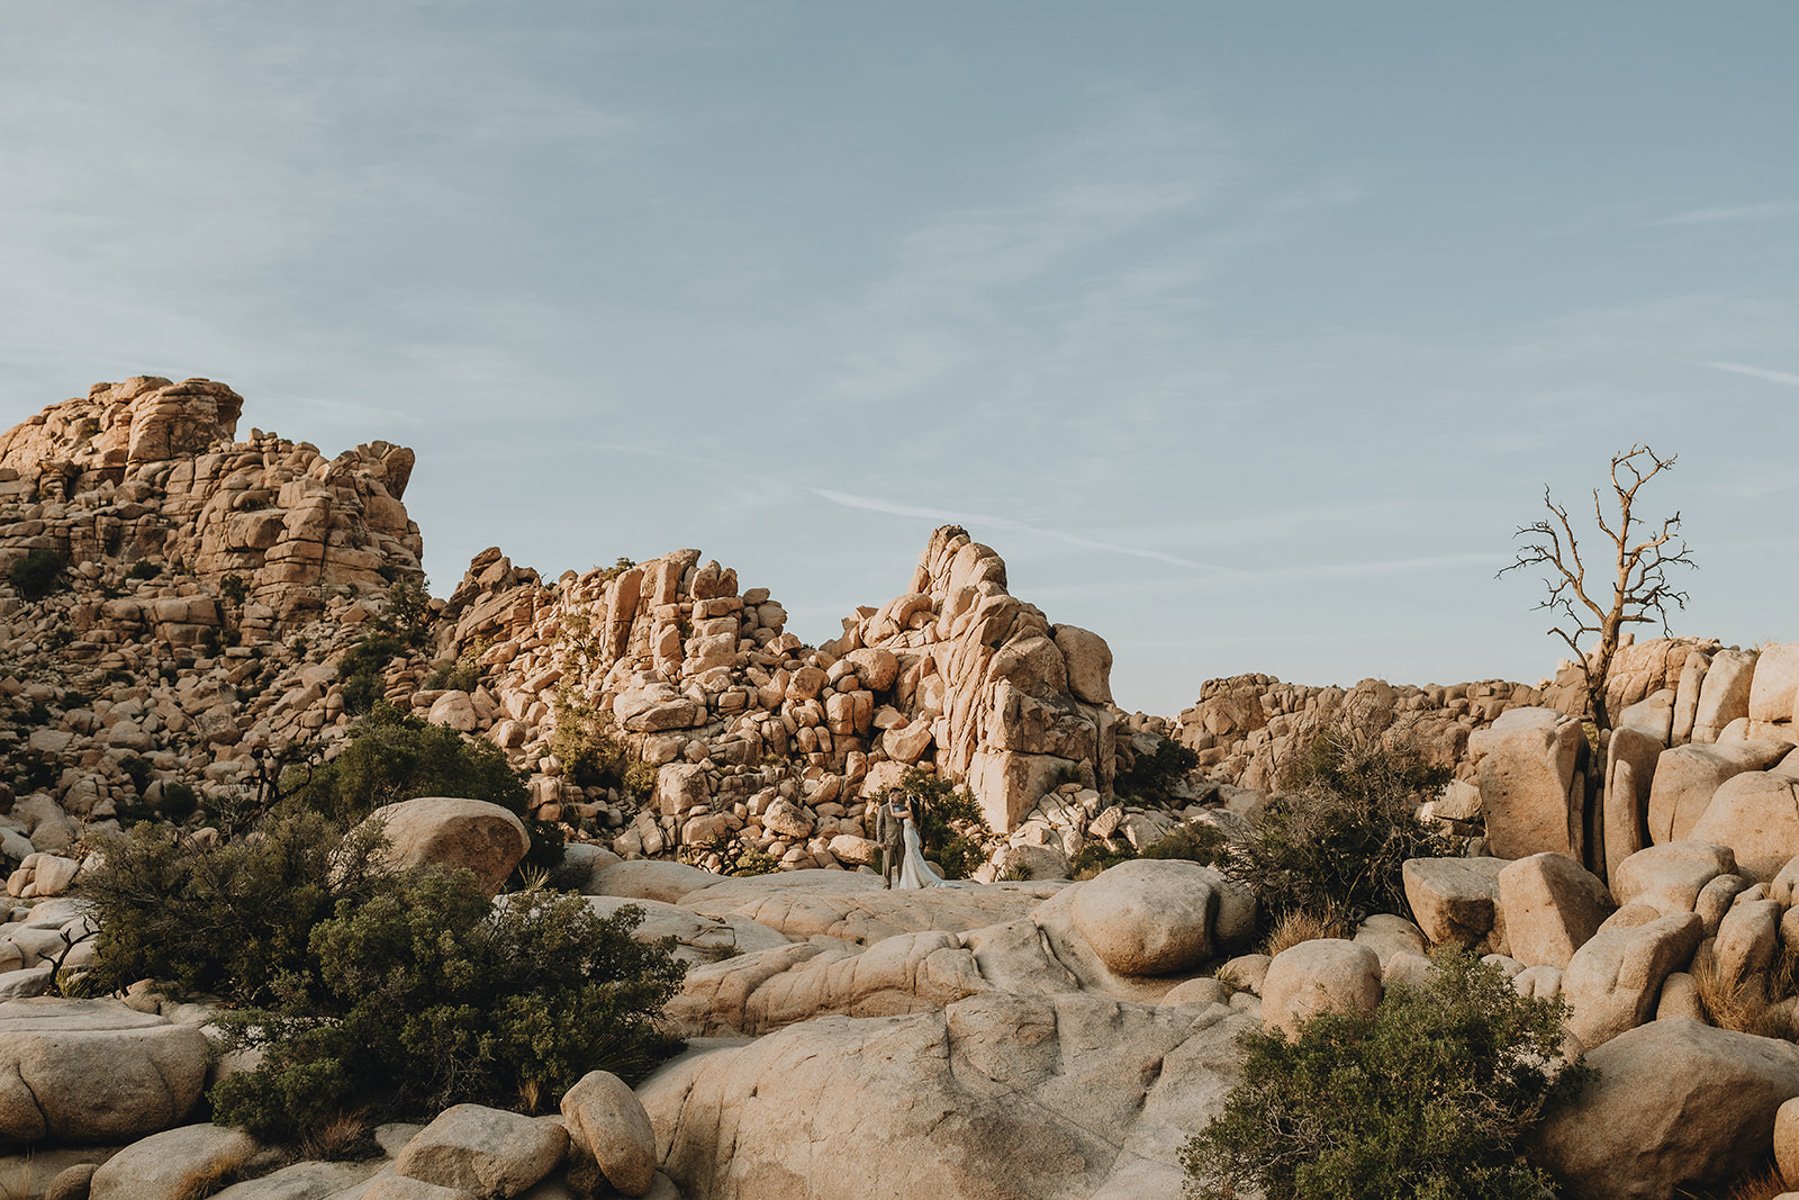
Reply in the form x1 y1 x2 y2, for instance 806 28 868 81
874 800 906 889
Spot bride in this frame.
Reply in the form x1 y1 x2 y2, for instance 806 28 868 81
895 799 947 889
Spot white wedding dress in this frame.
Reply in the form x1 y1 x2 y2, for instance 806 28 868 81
896 813 946 889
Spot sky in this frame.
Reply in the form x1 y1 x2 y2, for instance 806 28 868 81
3 3 1798 716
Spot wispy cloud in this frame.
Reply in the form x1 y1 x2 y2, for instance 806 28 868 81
1024 551 1503 603
1644 201 1799 228
810 487 1220 570
1707 360 1799 388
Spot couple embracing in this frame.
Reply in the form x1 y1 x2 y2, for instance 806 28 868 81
873 794 946 889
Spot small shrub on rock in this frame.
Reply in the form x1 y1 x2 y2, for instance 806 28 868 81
1182 951 1587 1200
8 549 66 601
210 870 685 1141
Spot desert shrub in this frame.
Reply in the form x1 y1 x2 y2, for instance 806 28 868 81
335 633 408 715
1206 715 1451 930
78 812 390 1005
210 871 685 1141
549 695 655 802
426 651 482 693
1069 819 1230 882
1223 785 1447 929
1280 708 1452 810
126 559 162 581
283 705 562 871
159 780 200 820
1070 842 1137 881
8 549 65 601
1141 820 1230 863
374 577 431 641
1183 950 1587 1200
1692 944 1799 1041
870 767 990 880
726 846 780 877
117 754 153 795
1114 735 1199 800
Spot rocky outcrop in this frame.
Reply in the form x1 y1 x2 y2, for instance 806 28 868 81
0 377 423 617
423 524 1140 879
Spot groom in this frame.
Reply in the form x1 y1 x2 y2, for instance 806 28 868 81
874 796 907 889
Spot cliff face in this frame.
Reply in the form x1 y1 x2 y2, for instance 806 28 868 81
0 376 422 620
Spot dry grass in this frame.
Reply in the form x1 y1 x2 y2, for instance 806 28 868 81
1260 910 1342 959
1680 1161 1791 1200
298 1107 373 1162
1693 953 1799 1041
1212 963 1248 993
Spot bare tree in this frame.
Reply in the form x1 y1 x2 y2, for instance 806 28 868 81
1500 444 1696 734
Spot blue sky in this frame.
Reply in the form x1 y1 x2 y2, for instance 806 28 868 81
3 3 1797 715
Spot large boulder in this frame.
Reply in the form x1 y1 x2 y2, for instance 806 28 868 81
394 1104 568 1196
1497 853 1613 969
642 990 1255 1200
1260 940 1382 1038
1688 771 1799 880
1469 707 1587 860
1532 1019 1799 1199
1611 841 1736 916
1052 626 1114 706
561 1070 658 1197
1401 857 1508 952
1604 727 1664 880
1751 644 1799 724
89 1124 258 1200
1068 861 1222 976
1693 649 1757 743
361 797 530 896
0 999 208 1145
1561 912 1702 1049
1646 741 1788 844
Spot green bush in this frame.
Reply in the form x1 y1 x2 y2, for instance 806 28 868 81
335 634 409 715
77 812 389 1006
1213 716 1450 930
284 705 562 871
1182 951 1587 1200
1114 735 1198 801
1141 820 1230 863
117 755 153 795
126 559 162 581
1280 709 1452 811
8 549 65 601
287 705 561 874
549 697 654 801
870 767 990 880
159 780 199 820
1069 819 1228 881
210 871 685 1140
